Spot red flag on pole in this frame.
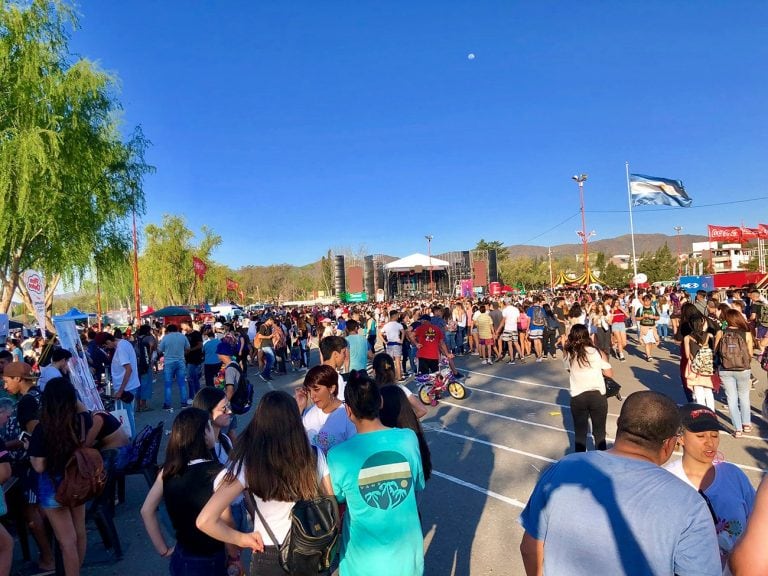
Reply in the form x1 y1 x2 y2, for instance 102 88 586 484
192 256 208 279
707 225 741 242
226 278 238 291
758 224 768 240
740 227 760 242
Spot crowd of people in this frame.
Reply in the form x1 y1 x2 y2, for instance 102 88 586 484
0 282 764 574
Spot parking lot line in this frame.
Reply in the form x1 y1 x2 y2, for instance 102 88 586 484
431 470 526 508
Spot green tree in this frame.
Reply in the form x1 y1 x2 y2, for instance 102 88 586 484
594 252 607 273
600 262 631 288
0 0 151 326
638 243 677 283
139 215 222 307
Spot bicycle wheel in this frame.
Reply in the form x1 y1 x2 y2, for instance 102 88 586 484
418 385 432 405
447 381 467 400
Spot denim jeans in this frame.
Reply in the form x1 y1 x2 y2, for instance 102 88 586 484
169 544 226 576
139 370 154 401
455 326 466 354
657 323 669 339
260 347 275 379
164 359 188 406
186 363 202 399
720 369 752 431
116 397 136 438
445 331 457 354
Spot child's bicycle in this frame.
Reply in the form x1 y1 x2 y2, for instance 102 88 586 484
414 358 467 406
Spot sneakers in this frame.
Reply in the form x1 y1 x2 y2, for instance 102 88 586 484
620 354 626 362
507 360 515 365
535 357 543 363
161 403 172 410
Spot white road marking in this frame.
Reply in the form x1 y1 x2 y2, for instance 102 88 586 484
463 385 621 418
464 369 566 390
432 470 526 509
423 424 556 464
435 402 767 476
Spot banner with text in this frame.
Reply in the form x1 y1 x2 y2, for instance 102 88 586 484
22 270 46 338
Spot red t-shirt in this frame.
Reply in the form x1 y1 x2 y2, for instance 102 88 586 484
414 323 444 360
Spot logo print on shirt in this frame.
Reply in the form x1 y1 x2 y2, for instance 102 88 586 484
424 328 436 343
357 451 413 510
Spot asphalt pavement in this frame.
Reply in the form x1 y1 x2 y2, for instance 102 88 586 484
16 334 766 576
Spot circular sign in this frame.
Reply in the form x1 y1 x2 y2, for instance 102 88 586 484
633 273 648 284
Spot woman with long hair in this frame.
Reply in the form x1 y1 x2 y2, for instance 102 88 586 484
683 315 717 409
295 365 356 454
665 404 755 569
372 353 427 419
379 386 431 482
715 309 754 437
365 310 377 354
607 296 628 362
564 324 612 453
197 391 333 576
28 378 92 576
589 302 612 356
141 408 227 575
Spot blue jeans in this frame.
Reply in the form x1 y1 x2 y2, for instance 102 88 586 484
455 326 466 354
260 347 275 379
657 323 669 339
445 331 457 354
720 370 752 431
186 363 202 399
139 371 154 401
164 359 188 406
169 544 226 576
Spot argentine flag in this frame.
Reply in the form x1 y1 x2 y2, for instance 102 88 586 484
629 174 692 208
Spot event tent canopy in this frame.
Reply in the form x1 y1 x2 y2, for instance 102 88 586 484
384 253 450 272
52 307 89 321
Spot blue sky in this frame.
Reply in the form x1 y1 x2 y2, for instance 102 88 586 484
70 1 768 267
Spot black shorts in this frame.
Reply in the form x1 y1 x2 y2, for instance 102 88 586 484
418 358 439 374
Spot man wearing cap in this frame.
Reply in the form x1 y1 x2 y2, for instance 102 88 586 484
2 361 55 571
520 391 720 576
410 315 453 375
37 348 72 392
102 330 140 437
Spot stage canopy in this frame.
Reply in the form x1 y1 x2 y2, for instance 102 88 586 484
385 253 450 272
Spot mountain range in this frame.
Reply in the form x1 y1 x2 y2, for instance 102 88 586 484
503 233 708 259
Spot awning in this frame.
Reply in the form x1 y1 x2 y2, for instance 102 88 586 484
385 253 450 272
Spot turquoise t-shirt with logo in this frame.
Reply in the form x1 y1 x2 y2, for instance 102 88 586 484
328 427 425 576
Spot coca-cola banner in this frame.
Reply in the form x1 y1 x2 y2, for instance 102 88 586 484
759 224 768 239
708 225 741 242
740 227 761 241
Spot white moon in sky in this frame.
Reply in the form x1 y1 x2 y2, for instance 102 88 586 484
467 53 476 60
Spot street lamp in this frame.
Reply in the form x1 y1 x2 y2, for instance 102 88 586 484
674 226 683 276
425 234 435 300
572 174 595 285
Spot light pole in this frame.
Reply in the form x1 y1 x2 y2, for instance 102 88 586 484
425 235 435 300
674 226 683 276
572 174 595 285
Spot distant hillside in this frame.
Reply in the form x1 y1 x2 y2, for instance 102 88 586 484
505 233 708 259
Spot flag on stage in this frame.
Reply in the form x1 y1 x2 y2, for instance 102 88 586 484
629 174 692 207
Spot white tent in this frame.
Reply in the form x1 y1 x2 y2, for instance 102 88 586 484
385 253 449 271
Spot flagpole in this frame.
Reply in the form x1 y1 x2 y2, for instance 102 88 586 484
625 162 639 294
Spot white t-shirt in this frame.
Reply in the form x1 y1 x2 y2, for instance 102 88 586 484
225 452 329 546
664 458 756 562
301 404 356 454
111 339 140 392
381 321 403 344
567 347 609 397
502 305 520 332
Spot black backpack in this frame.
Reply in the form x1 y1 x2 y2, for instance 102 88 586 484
718 329 751 371
135 336 151 376
226 362 253 415
247 447 340 576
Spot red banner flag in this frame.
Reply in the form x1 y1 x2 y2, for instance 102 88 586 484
708 225 741 242
192 256 207 279
759 224 768 239
226 278 238 291
740 227 761 241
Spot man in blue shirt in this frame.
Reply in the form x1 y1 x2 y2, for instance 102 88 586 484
158 324 189 409
519 391 720 576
